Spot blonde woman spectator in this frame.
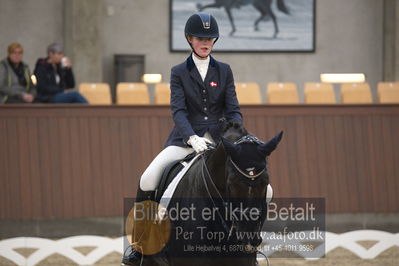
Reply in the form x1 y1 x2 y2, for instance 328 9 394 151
0 43 36 103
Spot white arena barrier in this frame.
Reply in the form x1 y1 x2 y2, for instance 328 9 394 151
0 236 125 266
317 230 399 260
0 230 398 265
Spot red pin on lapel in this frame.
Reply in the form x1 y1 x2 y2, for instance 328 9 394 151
210 82 217 87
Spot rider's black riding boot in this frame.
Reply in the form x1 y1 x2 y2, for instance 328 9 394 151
121 189 156 266
121 245 143 266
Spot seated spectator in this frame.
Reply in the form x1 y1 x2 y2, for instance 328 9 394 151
0 43 36 104
34 43 88 103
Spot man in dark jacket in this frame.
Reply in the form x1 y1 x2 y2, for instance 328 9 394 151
0 43 36 104
34 43 87 103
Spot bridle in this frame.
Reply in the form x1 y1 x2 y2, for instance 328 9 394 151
233 134 264 145
199 157 269 265
229 159 266 180
199 134 269 251
229 134 268 180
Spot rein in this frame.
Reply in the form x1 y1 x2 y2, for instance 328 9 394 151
199 152 270 265
199 153 232 237
199 151 266 252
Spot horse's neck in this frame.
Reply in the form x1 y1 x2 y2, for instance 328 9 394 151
206 144 228 196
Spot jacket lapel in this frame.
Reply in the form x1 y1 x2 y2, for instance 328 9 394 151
190 68 206 90
204 56 218 86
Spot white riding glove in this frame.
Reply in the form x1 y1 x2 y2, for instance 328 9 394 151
187 135 212 153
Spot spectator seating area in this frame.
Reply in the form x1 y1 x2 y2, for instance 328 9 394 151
235 82 262 104
78 82 399 105
116 83 150 105
154 83 171 104
304 82 336 104
267 82 299 104
378 82 399 103
341 83 373 104
79 83 112 104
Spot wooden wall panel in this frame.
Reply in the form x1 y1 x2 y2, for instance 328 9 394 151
0 104 398 218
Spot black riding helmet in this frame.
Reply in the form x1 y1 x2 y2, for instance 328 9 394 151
185 13 219 58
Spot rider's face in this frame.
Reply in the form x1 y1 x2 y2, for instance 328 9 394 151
189 36 215 58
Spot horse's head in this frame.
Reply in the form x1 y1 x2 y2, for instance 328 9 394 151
220 123 283 249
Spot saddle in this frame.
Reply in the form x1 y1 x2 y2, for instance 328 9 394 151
154 152 198 203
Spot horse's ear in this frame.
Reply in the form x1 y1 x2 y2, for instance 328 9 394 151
221 137 239 155
258 131 283 157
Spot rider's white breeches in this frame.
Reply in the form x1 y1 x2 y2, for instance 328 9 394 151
139 132 214 191
140 145 193 191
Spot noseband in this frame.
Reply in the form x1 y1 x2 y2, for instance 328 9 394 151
229 159 265 180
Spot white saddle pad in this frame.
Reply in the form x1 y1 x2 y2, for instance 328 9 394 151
159 154 201 209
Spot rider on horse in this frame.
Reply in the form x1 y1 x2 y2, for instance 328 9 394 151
122 12 275 266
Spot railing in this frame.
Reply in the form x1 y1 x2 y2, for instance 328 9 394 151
0 230 398 265
0 104 398 218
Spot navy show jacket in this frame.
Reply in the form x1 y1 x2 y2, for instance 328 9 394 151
165 55 242 147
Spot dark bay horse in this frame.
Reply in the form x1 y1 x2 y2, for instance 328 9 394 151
144 122 283 266
197 0 290 37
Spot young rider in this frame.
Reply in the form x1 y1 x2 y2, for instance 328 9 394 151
122 12 242 265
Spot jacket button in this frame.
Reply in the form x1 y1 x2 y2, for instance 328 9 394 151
202 90 206 93
204 116 208 120
204 107 207 111
203 99 207 102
